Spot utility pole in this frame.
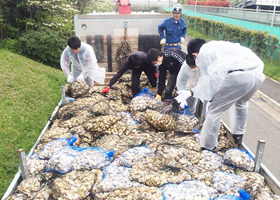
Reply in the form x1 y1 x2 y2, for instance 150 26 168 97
271 0 279 27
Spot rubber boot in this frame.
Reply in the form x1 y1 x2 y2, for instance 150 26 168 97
232 134 243 145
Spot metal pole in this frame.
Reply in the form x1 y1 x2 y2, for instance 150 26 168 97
254 140 266 173
195 0 198 12
61 86 66 105
17 149 29 180
271 0 278 27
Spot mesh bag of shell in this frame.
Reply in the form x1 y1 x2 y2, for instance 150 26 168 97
156 143 201 165
92 135 130 158
129 88 156 113
68 80 90 98
72 147 114 170
144 109 176 131
117 111 139 126
83 114 120 133
93 185 164 200
212 171 245 193
165 132 201 152
40 126 71 144
38 138 71 160
16 176 43 199
51 169 103 199
111 146 155 168
197 150 223 171
214 191 249 200
95 165 143 193
223 149 255 172
161 180 218 200
45 146 82 173
70 125 94 144
175 107 199 133
25 154 47 176
130 157 193 187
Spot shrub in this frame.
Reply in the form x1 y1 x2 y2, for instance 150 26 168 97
16 27 67 69
0 38 17 52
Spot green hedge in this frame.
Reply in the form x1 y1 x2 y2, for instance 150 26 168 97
184 15 280 62
16 27 68 69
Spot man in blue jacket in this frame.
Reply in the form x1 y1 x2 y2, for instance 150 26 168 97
158 3 187 50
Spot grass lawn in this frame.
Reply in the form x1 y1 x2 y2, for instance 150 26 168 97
0 49 65 198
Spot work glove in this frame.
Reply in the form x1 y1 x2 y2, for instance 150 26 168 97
155 94 162 101
160 38 166 45
181 37 185 43
175 90 192 104
67 75 73 83
77 74 85 82
101 86 110 94
154 72 158 78
179 100 188 109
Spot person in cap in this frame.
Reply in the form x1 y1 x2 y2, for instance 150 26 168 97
147 48 187 101
101 51 157 97
60 36 106 86
158 3 187 50
175 38 265 150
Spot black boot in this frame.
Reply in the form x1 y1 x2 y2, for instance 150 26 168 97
200 147 216 152
232 134 243 145
171 100 180 112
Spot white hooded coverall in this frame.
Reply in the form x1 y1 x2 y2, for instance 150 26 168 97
60 43 106 86
176 61 200 113
192 41 265 150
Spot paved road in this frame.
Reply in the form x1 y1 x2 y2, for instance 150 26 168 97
222 77 280 182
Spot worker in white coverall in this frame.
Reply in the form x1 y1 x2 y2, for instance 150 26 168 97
176 54 207 125
175 39 265 150
60 36 106 86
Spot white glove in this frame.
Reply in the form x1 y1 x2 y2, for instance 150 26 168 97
67 75 73 83
179 100 188 109
175 90 192 103
77 74 85 81
181 37 185 43
160 38 166 45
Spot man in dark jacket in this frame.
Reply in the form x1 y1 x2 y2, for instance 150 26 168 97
147 48 187 101
101 51 157 96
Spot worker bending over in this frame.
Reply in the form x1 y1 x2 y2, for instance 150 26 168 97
60 36 105 86
176 39 265 150
101 51 157 96
147 48 187 101
176 55 207 125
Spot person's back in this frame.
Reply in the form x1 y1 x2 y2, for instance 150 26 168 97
102 51 157 96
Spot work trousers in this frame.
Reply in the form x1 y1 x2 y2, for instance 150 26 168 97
200 71 263 150
164 72 179 100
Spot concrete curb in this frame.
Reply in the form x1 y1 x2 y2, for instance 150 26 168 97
255 90 280 112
